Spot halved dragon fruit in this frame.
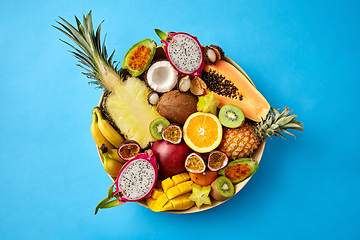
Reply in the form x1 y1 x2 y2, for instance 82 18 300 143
155 29 205 77
113 150 158 201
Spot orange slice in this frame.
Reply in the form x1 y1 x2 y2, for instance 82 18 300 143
183 112 223 153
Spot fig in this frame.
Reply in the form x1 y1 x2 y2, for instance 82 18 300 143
185 153 206 173
151 140 192 179
157 90 198 125
117 140 141 161
161 124 182 144
207 150 228 171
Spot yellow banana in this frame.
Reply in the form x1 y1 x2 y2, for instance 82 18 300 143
100 151 124 178
107 148 126 163
91 110 115 149
93 107 124 148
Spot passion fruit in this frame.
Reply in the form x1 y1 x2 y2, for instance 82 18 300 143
117 140 141 161
161 123 182 144
184 153 206 173
207 150 228 171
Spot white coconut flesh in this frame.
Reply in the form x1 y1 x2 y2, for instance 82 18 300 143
146 61 178 93
118 159 156 200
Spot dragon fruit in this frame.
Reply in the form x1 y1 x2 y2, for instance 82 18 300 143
155 29 205 77
114 150 158 201
95 150 158 214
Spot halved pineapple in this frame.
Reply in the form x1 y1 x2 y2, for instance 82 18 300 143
55 11 160 149
105 77 160 148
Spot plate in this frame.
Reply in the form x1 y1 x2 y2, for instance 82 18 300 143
97 47 266 214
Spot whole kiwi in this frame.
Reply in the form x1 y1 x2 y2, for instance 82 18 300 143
157 90 198 125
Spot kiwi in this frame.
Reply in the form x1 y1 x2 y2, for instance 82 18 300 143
210 176 234 201
218 104 244 128
149 117 170 140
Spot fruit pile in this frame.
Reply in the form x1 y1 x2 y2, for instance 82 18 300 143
55 11 303 214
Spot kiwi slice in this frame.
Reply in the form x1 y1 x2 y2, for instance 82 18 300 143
149 117 170 140
218 104 244 128
210 176 234 201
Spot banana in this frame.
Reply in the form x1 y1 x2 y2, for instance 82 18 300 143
107 148 126 163
100 151 123 178
93 107 124 148
91 110 115 149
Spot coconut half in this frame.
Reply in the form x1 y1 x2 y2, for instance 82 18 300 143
146 60 178 93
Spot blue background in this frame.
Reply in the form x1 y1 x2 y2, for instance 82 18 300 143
1 0 359 239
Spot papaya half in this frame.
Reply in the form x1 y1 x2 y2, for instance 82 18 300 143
202 60 270 122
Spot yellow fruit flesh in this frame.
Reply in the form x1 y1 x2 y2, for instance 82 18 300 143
105 77 160 149
147 172 195 212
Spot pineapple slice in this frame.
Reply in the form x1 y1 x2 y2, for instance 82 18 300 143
105 77 160 148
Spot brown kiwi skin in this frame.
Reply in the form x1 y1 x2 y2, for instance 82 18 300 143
210 176 234 201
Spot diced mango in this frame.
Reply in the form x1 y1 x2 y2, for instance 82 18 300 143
146 197 156 209
172 172 190 185
160 193 195 211
161 201 173 211
161 178 174 192
177 181 193 194
166 180 193 200
151 188 164 200
166 186 181 200
151 193 169 212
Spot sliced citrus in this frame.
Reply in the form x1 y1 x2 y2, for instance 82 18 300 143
183 112 223 153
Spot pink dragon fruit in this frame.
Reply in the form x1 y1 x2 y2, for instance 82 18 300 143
155 29 205 77
95 150 158 214
114 150 158 201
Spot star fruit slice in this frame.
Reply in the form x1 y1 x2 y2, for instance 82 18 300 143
188 183 212 208
197 91 221 115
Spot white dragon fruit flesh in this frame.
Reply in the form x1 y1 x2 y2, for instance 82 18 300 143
113 150 158 202
155 29 205 77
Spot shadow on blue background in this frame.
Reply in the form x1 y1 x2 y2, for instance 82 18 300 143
0 0 359 239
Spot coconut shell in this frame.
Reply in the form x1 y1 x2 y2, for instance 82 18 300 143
157 90 198 125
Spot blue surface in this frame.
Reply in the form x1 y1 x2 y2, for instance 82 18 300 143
1 0 359 239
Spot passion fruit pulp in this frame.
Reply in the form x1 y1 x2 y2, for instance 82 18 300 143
207 150 228 171
117 140 141 161
161 124 182 144
185 153 206 173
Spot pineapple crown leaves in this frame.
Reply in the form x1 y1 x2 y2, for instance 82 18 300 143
256 107 303 140
53 10 122 89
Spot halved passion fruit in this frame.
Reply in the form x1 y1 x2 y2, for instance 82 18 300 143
207 150 228 171
117 140 141 161
185 153 206 173
161 123 182 144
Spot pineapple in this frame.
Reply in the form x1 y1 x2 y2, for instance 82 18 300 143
218 107 303 160
54 11 160 148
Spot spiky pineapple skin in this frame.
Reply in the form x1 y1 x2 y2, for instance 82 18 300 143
218 122 261 160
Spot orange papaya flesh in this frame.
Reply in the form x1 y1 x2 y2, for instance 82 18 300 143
202 60 270 122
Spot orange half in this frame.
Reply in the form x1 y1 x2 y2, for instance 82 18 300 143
183 112 223 153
